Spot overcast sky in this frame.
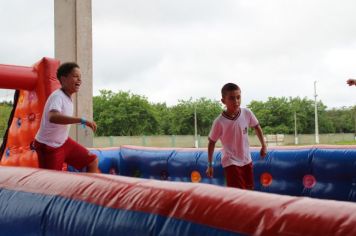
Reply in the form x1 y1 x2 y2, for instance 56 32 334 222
0 0 355 109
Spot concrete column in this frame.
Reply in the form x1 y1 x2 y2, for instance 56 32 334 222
54 0 93 147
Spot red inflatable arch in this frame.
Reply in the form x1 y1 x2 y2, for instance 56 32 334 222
0 58 60 167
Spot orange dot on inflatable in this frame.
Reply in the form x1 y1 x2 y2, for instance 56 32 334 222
191 171 201 183
28 113 36 122
303 174 316 188
260 172 273 187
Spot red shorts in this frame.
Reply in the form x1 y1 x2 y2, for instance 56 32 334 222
224 163 254 190
34 138 97 171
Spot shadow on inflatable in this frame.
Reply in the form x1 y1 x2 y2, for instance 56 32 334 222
1 58 356 235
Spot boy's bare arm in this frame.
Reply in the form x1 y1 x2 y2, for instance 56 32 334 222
208 138 216 163
206 138 216 178
254 124 267 157
48 111 97 132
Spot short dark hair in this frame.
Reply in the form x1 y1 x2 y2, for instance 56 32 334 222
221 83 240 97
56 62 80 80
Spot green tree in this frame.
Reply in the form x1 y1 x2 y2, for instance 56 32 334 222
92 90 354 137
289 97 315 134
317 102 334 133
169 98 222 135
195 98 222 135
248 97 332 134
151 102 171 134
248 97 291 134
0 102 13 138
326 106 355 133
93 90 159 136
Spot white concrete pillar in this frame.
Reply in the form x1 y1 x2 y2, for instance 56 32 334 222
54 0 93 147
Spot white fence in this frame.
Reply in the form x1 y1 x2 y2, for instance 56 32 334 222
93 133 356 148
1 133 354 148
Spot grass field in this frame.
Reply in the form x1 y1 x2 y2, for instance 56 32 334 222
333 140 356 145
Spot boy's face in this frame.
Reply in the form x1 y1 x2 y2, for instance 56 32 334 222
221 89 241 112
60 67 82 95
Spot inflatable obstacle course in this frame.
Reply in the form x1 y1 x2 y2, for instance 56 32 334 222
1 58 356 235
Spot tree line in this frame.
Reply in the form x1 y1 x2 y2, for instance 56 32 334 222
0 91 355 137
93 90 355 136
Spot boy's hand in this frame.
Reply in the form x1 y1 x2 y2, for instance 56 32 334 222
206 166 214 178
86 121 97 132
260 146 267 158
347 79 356 86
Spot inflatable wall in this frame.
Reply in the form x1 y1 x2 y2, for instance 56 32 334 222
90 145 356 202
0 57 60 167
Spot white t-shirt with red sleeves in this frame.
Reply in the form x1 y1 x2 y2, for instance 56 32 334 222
209 108 259 168
35 89 73 147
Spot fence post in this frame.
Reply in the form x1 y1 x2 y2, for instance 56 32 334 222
142 135 147 146
109 136 113 147
171 135 176 147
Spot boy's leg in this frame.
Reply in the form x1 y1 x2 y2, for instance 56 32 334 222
241 163 254 190
224 163 254 190
86 158 100 173
224 165 244 188
63 138 99 173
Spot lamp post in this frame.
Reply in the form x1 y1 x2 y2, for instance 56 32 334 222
294 111 298 145
314 81 320 144
194 103 198 148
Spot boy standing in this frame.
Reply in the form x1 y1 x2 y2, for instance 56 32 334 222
206 83 267 189
34 62 100 173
